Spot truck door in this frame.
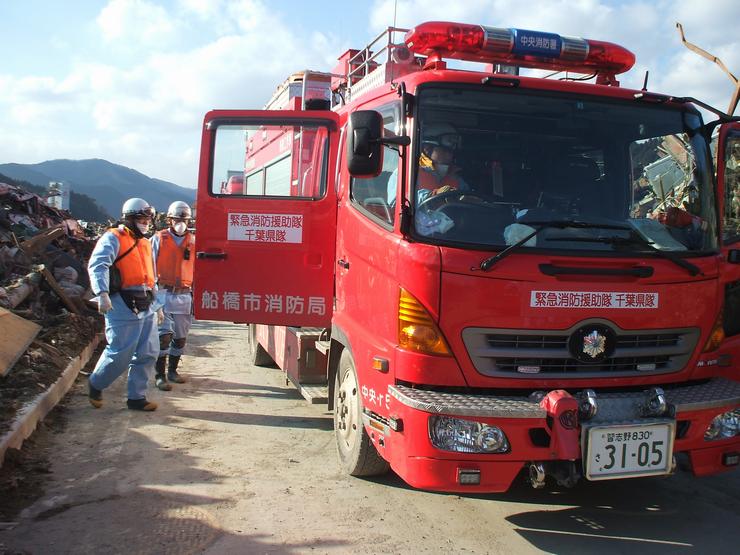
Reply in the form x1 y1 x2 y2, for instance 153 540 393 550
194 110 339 327
717 122 740 337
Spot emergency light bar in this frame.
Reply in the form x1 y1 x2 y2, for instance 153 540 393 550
405 21 635 77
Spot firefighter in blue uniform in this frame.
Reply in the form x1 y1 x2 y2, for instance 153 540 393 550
87 198 162 411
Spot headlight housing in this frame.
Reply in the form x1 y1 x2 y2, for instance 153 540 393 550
429 415 510 453
704 409 740 441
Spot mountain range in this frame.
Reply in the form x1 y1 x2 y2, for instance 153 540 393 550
0 159 196 221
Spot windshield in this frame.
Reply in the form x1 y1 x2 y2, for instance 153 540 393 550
413 86 717 254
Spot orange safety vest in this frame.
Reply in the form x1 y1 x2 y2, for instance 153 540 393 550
111 227 155 289
417 167 463 193
155 230 195 288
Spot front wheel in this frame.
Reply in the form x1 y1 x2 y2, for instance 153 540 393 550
334 349 389 477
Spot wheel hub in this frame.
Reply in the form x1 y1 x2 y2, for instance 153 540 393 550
336 368 359 447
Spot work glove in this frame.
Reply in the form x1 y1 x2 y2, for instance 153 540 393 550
433 185 456 196
98 292 113 314
157 309 165 325
655 206 693 228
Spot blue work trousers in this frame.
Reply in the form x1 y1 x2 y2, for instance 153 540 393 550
89 292 159 400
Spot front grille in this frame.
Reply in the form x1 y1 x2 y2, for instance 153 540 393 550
463 321 700 379
494 355 672 374
488 334 568 350
617 334 681 348
486 333 682 351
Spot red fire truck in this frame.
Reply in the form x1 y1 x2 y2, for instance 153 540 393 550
194 21 740 492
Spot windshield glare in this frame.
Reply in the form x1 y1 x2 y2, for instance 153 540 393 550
413 87 717 253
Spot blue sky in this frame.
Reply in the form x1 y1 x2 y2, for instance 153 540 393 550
1 0 738 188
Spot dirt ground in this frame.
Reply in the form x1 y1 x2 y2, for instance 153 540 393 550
1 320 739 555
0 312 101 435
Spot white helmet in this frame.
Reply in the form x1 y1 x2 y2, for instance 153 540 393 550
167 201 192 219
422 122 461 150
121 198 155 218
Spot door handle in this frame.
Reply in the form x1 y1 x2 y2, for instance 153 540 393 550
197 251 227 260
337 259 350 269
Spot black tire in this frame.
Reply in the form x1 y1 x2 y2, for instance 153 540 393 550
248 324 274 367
334 349 390 477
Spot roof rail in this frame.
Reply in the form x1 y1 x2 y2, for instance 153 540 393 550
343 27 410 101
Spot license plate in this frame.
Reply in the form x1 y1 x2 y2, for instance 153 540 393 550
584 422 674 481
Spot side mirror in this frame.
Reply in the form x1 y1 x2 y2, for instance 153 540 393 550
347 111 383 177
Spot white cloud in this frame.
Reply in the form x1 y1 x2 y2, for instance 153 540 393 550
177 0 227 20
97 0 177 45
673 0 740 45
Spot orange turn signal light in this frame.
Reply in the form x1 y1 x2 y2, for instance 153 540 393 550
702 308 725 353
398 288 451 356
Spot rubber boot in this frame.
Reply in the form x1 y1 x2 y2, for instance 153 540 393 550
89 381 103 408
127 398 157 411
155 356 172 391
167 355 186 384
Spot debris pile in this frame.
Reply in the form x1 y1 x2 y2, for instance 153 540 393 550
0 181 103 433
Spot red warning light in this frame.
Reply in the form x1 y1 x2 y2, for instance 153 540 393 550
405 21 635 77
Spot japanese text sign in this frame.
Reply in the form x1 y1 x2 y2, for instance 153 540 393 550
530 291 659 309
228 212 303 243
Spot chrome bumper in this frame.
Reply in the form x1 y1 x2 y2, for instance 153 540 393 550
389 378 740 420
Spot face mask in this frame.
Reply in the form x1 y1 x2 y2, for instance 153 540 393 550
436 163 449 175
136 223 149 235
173 222 187 235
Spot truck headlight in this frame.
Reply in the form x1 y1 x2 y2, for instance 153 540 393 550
429 415 509 453
704 409 740 441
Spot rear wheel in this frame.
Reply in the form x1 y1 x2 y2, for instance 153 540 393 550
334 349 389 476
248 324 274 367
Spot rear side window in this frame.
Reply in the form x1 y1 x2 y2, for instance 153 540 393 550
211 123 330 199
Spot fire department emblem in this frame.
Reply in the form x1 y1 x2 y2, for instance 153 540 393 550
568 324 616 364
582 330 606 359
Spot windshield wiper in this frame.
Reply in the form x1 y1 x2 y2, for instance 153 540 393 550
479 220 632 271
555 234 704 277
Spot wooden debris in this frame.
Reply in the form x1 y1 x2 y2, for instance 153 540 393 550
30 339 66 360
39 266 79 314
20 225 66 255
0 307 41 377
0 269 42 309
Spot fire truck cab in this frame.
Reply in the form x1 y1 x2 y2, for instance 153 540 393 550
195 22 740 492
